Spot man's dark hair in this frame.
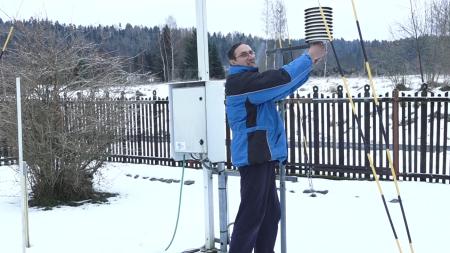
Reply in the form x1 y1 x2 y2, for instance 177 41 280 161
227 42 244 60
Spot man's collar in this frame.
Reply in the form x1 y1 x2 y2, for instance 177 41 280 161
228 65 259 75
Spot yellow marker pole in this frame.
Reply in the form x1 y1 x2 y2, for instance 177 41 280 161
317 1 404 252
351 1 415 252
0 26 14 59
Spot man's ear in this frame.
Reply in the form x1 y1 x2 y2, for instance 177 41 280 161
229 59 236 65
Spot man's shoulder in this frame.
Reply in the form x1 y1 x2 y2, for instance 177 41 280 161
225 69 290 96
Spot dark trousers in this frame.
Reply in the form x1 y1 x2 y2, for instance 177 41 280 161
229 161 281 253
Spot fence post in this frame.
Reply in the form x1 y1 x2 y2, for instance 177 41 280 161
337 86 344 176
136 92 142 164
225 118 232 170
392 89 400 179
288 94 295 174
120 91 127 163
313 86 319 166
364 85 371 179
153 91 159 165
420 83 428 181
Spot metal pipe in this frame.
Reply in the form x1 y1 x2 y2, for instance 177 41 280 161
279 101 287 253
195 0 209 81
218 163 229 252
17 77 30 252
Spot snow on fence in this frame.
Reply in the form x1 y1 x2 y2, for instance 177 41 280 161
1 84 449 183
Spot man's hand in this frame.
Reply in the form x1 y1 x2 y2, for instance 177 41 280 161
308 42 327 64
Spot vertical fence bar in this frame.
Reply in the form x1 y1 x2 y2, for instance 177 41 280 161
392 89 400 179
225 118 232 170
378 95 384 178
307 93 313 174
143 98 149 164
384 92 390 178
129 99 134 163
345 91 350 171
123 98 129 163
313 87 320 172
157 99 163 165
288 95 295 174
443 92 449 183
420 84 428 181
357 92 362 176
152 93 158 164
337 86 344 177
364 85 371 179
401 94 406 180
161 98 167 165
332 92 336 170
136 95 142 163
165 97 172 166
435 95 441 183
413 91 419 181
295 94 303 174
326 95 331 169
429 92 435 180
320 94 325 175
372 92 377 175
405 95 417 180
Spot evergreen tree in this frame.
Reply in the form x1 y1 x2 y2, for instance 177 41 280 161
182 29 198 80
209 43 225 79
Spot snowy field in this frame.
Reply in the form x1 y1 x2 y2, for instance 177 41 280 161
88 75 444 99
1 162 450 253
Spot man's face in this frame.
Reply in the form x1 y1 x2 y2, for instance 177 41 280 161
230 44 257 67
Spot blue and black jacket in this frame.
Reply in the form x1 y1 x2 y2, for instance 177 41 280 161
225 52 313 167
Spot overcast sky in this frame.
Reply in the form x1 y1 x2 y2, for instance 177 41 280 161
0 0 431 40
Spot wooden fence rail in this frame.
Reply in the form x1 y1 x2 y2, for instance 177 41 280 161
1 85 449 183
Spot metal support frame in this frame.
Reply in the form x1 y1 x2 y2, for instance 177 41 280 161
279 104 287 253
218 163 229 252
202 163 215 250
274 46 290 253
195 0 215 250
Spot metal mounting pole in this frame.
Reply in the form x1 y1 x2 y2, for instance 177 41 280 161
196 0 209 82
202 162 215 250
17 77 30 252
196 0 215 250
273 48 287 253
279 101 287 253
218 163 229 252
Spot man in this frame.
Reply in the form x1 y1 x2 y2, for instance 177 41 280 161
225 42 325 253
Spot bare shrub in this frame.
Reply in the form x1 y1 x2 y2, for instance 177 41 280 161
0 20 127 206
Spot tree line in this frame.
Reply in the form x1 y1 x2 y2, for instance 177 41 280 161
1 17 448 85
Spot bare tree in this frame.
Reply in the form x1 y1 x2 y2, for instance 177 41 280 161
158 16 180 82
0 21 126 206
261 0 288 68
426 0 450 82
166 16 178 80
158 29 168 81
270 0 288 48
261 0 272 69
397 0 450 84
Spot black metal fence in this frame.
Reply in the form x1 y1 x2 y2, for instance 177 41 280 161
283 84 450 183
1 84 449 183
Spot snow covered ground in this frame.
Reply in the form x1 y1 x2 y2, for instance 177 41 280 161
1 162 450 253
85 75 442 99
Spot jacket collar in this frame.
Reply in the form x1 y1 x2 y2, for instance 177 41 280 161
228 65 259 75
